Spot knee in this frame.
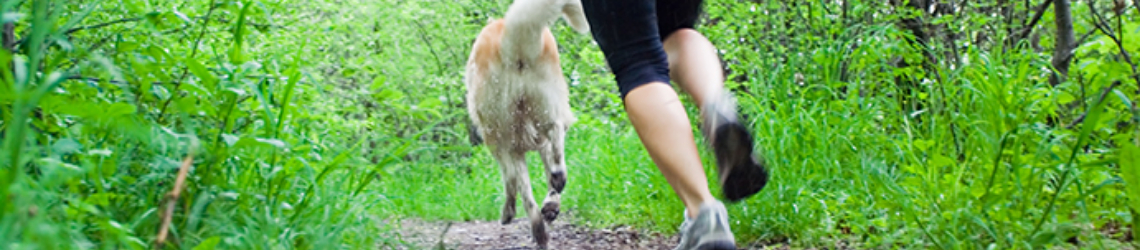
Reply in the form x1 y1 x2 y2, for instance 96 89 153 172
664 28 708 45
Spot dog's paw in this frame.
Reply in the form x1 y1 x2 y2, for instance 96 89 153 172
541 201 560 222
531 220 549 249
501 203 516 225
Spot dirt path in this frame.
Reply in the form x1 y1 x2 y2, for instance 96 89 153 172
384 214 785 250
389 218 676 249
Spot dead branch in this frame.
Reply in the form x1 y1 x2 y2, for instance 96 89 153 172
155 153 195 249
1066 81 1122 129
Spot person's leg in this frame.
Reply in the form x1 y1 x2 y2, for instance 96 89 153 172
582 1 741 249
656 0 723 107
658 0 769 203
579 0 714 220
663 29 721 110
623 83 716 216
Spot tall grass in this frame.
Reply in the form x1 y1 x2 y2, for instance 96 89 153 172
2 0 1136 249
373 0 1139 249
1 0 404 248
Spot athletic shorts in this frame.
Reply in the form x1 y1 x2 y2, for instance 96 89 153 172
581 0 704 100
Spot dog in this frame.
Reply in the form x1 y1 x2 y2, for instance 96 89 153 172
463 0 589 247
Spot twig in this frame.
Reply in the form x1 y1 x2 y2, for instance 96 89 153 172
66 17 143 35
411 19 445 74
155 153 196 249
1066 81 1122 129
434 222 453 250
1073 28 1097 48
1088 1 1140 88
157 0 221 124
1011 0 1054 46
67 76 164 85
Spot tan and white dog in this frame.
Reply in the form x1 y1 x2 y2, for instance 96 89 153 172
463 0 589 247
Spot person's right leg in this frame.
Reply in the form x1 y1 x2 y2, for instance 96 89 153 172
581 1 737 249
579 0 714 221
662 29 721 110
657 2 769 202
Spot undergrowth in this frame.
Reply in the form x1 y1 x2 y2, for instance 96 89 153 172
2 0 1138 249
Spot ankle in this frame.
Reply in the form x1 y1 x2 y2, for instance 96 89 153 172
686 197 718 218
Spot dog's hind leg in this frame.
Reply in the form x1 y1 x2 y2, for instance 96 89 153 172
539 123 568 223
491 146 519 225
494 146 549 248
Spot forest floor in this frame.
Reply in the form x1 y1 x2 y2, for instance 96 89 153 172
383 212 819 250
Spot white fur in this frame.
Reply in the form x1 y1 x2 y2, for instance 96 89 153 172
463 0 588 248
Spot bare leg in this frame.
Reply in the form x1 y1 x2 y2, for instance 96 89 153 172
663 28 724 112
624 83 715 218
663 28 769 203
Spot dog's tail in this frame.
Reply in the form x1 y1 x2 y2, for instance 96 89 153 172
500 0 589 63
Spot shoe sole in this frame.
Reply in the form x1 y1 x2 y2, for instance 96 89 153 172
713 122 770 203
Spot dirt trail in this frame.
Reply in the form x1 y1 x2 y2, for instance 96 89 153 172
386 214 783 250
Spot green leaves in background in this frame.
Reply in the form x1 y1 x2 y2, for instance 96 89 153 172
1120 144 1140 242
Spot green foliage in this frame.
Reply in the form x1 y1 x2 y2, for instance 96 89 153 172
1 0 401 248
3 0 1139 249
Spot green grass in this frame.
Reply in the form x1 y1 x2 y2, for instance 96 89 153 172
3 0 1138 249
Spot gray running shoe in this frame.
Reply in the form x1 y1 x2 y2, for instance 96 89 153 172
673 201 737 250
701 92 769 202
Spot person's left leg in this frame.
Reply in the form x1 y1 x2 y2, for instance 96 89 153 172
658 0 769 203
623 83 717 215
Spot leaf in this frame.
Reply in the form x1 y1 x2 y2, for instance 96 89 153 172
256 138 287 149
87 148 113 157
930 154 954 168
1070 85 1109 161
1056 91 1075 104
172 6 193 23
184 57 217 89
105 102 136 117
230 0 253 65
232 136 287 150
116 42 139 53
1119 144 1140 216
376 88 404 102
52 138 82 155
193 237 221 250
418 98 442 110
225 87 247 96
370 75 387 90
913 139 933 152
85 193 117 207
222 134 240 147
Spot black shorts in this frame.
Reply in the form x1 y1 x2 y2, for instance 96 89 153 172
581 0 704 101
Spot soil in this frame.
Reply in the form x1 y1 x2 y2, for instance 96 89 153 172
384 213 791 250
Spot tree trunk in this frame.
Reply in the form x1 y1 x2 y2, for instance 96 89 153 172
1050 0 1075 86
891 0 936 115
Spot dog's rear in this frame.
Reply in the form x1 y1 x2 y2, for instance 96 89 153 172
464 0 588 248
